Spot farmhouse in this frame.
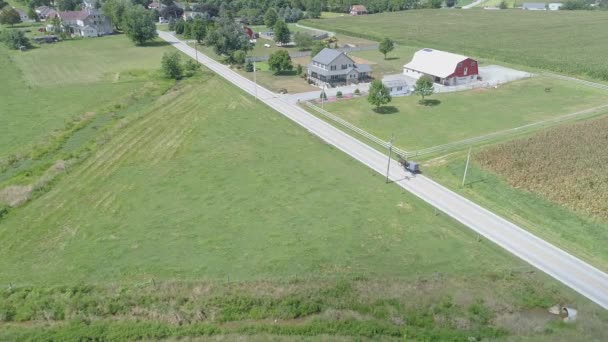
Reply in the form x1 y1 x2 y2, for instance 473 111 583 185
350 5 368 15
307 48 372 87
522 3 547 10
382 75 409 97
403 48 479 86
35 6 57 21
50 8 112 38
548 2 563 10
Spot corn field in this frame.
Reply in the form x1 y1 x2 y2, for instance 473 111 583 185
477 116 608 221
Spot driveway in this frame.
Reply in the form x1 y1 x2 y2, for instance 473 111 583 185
158 30 608 310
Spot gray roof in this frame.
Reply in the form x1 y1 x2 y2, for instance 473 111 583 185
312 48 343 65
356 64 372 73
382 74 408 88
522 2 546 8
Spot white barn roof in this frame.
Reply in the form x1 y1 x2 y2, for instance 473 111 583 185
404 48 472 78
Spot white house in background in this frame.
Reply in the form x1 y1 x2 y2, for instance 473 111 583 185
382 75 410 97
403 48 479 86
522 2 547 10
50 8 112 38
548 3 563 10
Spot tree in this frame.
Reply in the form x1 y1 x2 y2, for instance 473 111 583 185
414 75 434 104
160 0 174 6
0 8 21 26
310 40 326 57
273 19 290 44
446 0 456 7
231 49 247 65
0 1 7 10
293 31 313 50
102 0 129 30
498 0 508 9
56 0 80 11
429 0 442 8
378 37 394 60
296 63 303 75
190 17 206 43
161 51 182 79
367 80 391 111
160 3 184 19
305 0 322 18
205 12 251 56
28 7 38 22
123 4 157 45
268 50 293 74
1 29 30 49
264 8 277 28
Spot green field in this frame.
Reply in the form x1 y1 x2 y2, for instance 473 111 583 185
1 31 608 340
0 35 173 161
302 9 608 80
314 76 608 150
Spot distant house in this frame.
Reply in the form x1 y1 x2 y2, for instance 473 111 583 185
50 8 112 38
522 3 547 10
183 11 204 20
350 5 368 15
548 2 563 10
148 2 166 10
307 48 372 86
14 8 32 22
382 75 409 97
35 6 57 21
403 48 479 86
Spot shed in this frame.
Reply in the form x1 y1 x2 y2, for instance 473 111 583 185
522 3 547 10
382 75 409 96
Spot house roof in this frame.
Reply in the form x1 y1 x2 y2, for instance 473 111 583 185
57 10 90 21
351 5 367 11
382 74 408 88
356 64 372 73
312 48 344 65
36 6 57 16
404 48 473 78
522 2 546 8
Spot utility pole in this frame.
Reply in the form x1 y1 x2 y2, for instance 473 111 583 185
462 147 472 188
194 41 198 64
253 60 257 101
385 135 394 184
321 83 325 109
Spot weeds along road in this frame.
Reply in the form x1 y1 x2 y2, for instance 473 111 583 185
158 31 608 310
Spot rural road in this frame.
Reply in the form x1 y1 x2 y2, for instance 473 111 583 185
463 0 487 9
158 31 608 310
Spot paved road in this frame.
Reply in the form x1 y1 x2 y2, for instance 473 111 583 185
159 31 608 310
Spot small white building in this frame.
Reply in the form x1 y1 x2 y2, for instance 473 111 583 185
382 75 409 97
548 3 563 10
522 2 547 10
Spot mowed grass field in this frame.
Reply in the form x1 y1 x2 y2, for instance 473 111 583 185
0 35 172 159
1 68 608 340
315 76 608 150
302 9 608 80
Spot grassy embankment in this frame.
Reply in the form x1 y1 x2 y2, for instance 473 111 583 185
1 38 607 340
302 9 608 81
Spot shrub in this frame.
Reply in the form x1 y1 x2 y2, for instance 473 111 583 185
231 50 247 65
245 61 254 72
0 30 30 50
354 88 360 95
161 52 183 79
336 90 343 98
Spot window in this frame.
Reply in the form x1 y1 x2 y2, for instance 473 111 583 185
397 87 403 91
331 65 336 71
342 64 347 70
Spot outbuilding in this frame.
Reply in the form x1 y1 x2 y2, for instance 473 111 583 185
403 48 479 86
548 3 563 10
522 3 547 10
382 75 409 96
350 5 368 15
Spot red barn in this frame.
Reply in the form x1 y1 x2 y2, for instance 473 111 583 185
243 26 256 40
403 48 479 86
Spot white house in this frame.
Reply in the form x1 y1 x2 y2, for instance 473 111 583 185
548 3 563 10
382 75 409 97
403 48 479 86
50 8 112 38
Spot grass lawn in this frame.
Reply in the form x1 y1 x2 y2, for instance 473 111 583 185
0 35 172 160
1 70 607 340
315 76 608 150
302 9 608 80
